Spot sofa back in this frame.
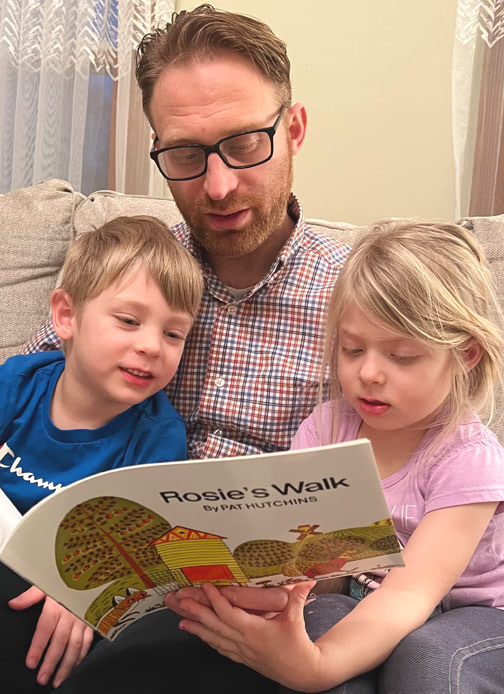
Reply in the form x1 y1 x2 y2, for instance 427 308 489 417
1 178 503 441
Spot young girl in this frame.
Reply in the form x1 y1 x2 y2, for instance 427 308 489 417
172 220 504 693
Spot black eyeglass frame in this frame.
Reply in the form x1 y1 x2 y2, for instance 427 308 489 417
150 105 286 182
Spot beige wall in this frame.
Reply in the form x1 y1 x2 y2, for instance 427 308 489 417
176 1 458 225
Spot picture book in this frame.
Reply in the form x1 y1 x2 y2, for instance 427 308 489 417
0 440 404 641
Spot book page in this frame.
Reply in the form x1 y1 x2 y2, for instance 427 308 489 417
0 488 22 549
0 441 403 640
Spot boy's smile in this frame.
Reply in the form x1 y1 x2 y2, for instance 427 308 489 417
52 268 193 429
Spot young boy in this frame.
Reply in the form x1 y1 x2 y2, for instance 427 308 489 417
0 215 203 690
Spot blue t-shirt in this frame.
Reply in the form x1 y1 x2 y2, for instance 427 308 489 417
0 352 187 513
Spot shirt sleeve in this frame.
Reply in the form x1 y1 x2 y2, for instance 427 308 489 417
0 358 17 437
21 319 61 354
290 403 340 450
424 437 504 514
290 410 322 450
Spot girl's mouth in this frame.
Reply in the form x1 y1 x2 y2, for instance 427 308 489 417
358 397 390 416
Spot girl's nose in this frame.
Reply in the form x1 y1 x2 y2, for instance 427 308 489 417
359 355 385 384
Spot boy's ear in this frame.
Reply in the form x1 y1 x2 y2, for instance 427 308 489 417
462 338 484 372
51 288 76 341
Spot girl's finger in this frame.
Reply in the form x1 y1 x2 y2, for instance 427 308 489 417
201 582 255 629
178 594 240 641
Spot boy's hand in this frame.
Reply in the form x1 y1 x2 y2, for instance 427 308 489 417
176 581 324 691
9 586 94 687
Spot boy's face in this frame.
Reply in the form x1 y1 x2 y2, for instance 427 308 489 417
62 268 193 420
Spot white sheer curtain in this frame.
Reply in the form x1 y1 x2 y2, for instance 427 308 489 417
453 0 504 218
0 0 174 196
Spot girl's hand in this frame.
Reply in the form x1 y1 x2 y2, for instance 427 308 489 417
165 583 290 619
8 586 94 687
177 580 324 692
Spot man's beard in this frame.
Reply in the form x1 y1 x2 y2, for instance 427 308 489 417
170 155 293 258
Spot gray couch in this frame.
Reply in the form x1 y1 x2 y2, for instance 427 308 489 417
2 178 503 442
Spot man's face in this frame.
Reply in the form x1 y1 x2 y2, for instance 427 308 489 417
149 56 294 261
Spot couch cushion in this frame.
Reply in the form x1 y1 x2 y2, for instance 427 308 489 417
458 214 504 442
305 216 368 248
73 189 183 234
0 179 83 363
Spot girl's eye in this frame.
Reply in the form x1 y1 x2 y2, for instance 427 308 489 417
341 347 362 356
391 354 417 364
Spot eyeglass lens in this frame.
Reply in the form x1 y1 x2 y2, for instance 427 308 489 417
157 130 272 180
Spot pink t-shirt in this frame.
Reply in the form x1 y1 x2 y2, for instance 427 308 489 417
291 400 504 610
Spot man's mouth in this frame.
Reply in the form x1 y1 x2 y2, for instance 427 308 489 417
205 208 250 230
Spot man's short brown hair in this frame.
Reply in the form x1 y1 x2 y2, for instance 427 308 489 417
136 3 292 125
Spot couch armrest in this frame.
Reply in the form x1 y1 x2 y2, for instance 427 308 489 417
0 179 83 362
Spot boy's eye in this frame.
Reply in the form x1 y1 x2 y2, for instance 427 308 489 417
117 316 138 326
164 330 186 340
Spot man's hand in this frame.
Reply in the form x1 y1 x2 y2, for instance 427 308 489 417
174 581 325 692
9 586 94 687
165 583 290 619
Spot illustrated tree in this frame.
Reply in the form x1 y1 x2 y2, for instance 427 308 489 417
55 496 175 628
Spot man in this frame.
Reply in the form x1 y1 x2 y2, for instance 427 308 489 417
25 4 349 462
22 6 349 692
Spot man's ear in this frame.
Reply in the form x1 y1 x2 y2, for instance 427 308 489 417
51 289 76 341
287 102 307 155
462 338 484 372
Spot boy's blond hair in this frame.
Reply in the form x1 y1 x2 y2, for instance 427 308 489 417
59 215 203 319
322 219 503 443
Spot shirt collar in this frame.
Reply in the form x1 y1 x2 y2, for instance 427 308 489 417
176 193 307 299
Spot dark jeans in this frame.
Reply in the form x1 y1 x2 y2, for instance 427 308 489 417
0 561 62 693
281 594 504 694
1 558 273 694
55 606 276 694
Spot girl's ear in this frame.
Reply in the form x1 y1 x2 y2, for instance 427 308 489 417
51 289 76 341
462 338 484 372
287 102 307 155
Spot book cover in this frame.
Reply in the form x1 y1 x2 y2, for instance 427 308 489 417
0 440 404 640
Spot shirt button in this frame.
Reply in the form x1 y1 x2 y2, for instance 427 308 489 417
213 429 223 436
214 377 225 388
227 305 237 315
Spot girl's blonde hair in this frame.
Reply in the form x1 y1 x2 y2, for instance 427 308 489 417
322 219 503 443
59 215 203 319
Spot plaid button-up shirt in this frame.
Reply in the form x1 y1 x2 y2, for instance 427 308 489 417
23 195 350 459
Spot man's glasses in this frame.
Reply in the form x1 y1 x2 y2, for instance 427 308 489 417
150 106 286 182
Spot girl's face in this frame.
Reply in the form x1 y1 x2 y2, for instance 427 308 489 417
337 302 454 436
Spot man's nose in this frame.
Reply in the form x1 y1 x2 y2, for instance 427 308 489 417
203 152 239 200
359 354 385 384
